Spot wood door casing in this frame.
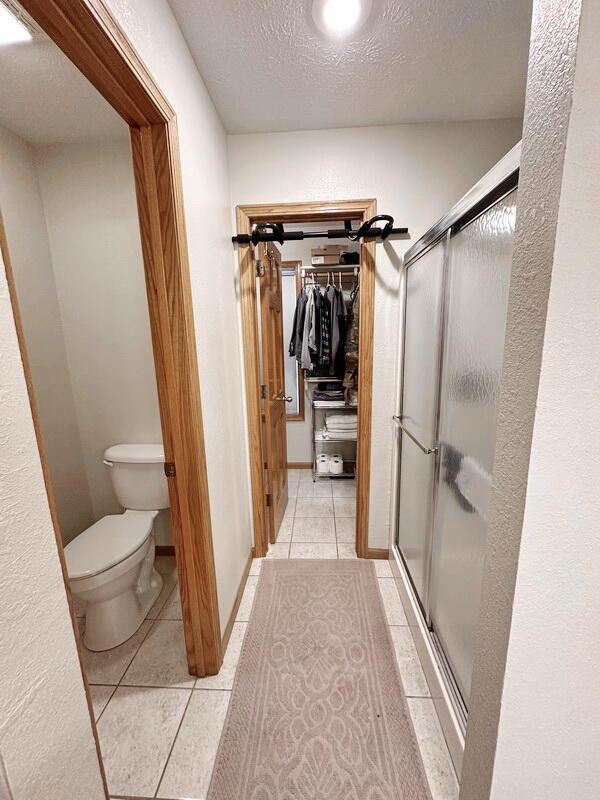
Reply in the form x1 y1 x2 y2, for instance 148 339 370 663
259 242 289 541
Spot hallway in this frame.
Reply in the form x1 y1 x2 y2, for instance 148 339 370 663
80 471 458 799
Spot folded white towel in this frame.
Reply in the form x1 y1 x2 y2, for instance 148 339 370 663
323 429 357 440
326 414 357 428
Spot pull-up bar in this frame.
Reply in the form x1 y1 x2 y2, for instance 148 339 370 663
231 215 409 246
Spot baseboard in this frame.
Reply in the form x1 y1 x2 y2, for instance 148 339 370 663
287 461 312 469
366 548 389 559
222 550 253 651
155 545 175 556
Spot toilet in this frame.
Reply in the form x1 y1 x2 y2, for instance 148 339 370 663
65 443 169 651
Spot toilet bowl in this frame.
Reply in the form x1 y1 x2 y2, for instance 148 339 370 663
65 443 170 651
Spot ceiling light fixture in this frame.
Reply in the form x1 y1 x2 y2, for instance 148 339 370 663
312 0 372 40
0 1 32 46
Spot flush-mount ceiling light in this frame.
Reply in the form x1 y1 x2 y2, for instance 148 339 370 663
312 0 373 39
0 1 32 46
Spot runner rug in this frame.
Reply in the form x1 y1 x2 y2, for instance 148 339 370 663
208 559 431 799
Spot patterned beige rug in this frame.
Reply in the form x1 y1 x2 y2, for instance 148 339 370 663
208 560 431 799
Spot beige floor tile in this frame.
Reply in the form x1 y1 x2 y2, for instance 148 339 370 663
147 567 178 619
121 620 195 689
292 517 336 543
390 626 430 697
236 575 259 622
408 698 459 800
266 542 290 559
249 558 263 575
287 469 303 483
97 685 190 798
335 517 356 542
89 685 115 720
276 517 293 543
331 479 357 498
196 622 247 690
82 620 152 685
157 690 230 799
374 559 393 577
334 497 356 516
283 496 297 518
296 480 333 498
337 543 357 558
295 497 334 517
290 542 338 559
158 585 183 620
378 578 408 625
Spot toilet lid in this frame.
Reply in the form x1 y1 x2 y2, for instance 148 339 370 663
65 513 155 579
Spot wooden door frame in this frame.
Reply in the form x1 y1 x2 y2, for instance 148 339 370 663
236 199 377 558
14 0 222 681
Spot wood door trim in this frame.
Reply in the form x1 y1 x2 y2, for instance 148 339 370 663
16 0 221 736
236 199 376 559
281 260 305 422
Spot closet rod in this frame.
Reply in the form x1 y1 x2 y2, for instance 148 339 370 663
301 265 359 273
231 215 409 246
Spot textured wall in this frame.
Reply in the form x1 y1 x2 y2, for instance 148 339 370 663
0 124 93 543
460 1 585 798
228 119 522 548
105 0 253 627
35 139 171 542
487 0 599 796
0 247 105 799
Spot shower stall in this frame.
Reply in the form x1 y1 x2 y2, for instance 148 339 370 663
390 143 520 773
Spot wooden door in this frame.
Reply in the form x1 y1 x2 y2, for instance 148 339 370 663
259 242 289 541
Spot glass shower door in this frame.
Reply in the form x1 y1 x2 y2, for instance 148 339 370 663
395 235 446 611
428 189 517 706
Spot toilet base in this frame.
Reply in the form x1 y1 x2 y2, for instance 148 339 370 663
83 568 163 651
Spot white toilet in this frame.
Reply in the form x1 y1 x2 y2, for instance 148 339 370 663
65 443 169 651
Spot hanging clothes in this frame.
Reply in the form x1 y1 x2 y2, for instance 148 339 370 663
288 273 357 378
289 288 308 359
343 287 359 404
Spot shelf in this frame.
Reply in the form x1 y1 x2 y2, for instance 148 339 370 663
315 432 357 443
312 400 357 408
305 376 342 384
314 471 356 480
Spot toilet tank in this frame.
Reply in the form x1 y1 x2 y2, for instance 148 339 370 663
103 444 170 511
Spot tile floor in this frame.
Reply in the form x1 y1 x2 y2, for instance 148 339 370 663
78 470 458 800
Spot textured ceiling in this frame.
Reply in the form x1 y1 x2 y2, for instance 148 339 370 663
168 0 532 134
0 31 126 146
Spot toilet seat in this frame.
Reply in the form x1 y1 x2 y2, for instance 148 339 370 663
65 511 155 580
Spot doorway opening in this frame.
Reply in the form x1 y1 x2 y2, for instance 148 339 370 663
236 200 381 559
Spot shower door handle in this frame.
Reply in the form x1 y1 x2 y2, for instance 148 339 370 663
392 416 437 455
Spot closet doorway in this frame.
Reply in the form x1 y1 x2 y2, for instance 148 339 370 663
236 200 378 559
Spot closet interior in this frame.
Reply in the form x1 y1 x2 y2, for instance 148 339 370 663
282 223 360 482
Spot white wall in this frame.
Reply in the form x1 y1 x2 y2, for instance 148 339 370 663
35 139 171 543
228 119 523 548
105 0 253 626
0 246 105 799
0 124 93 543
488 1 600 796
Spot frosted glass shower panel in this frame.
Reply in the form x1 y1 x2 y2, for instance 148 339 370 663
395 237 445 608
430 190 517 706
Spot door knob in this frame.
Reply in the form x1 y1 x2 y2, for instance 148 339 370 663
276 393 293 402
